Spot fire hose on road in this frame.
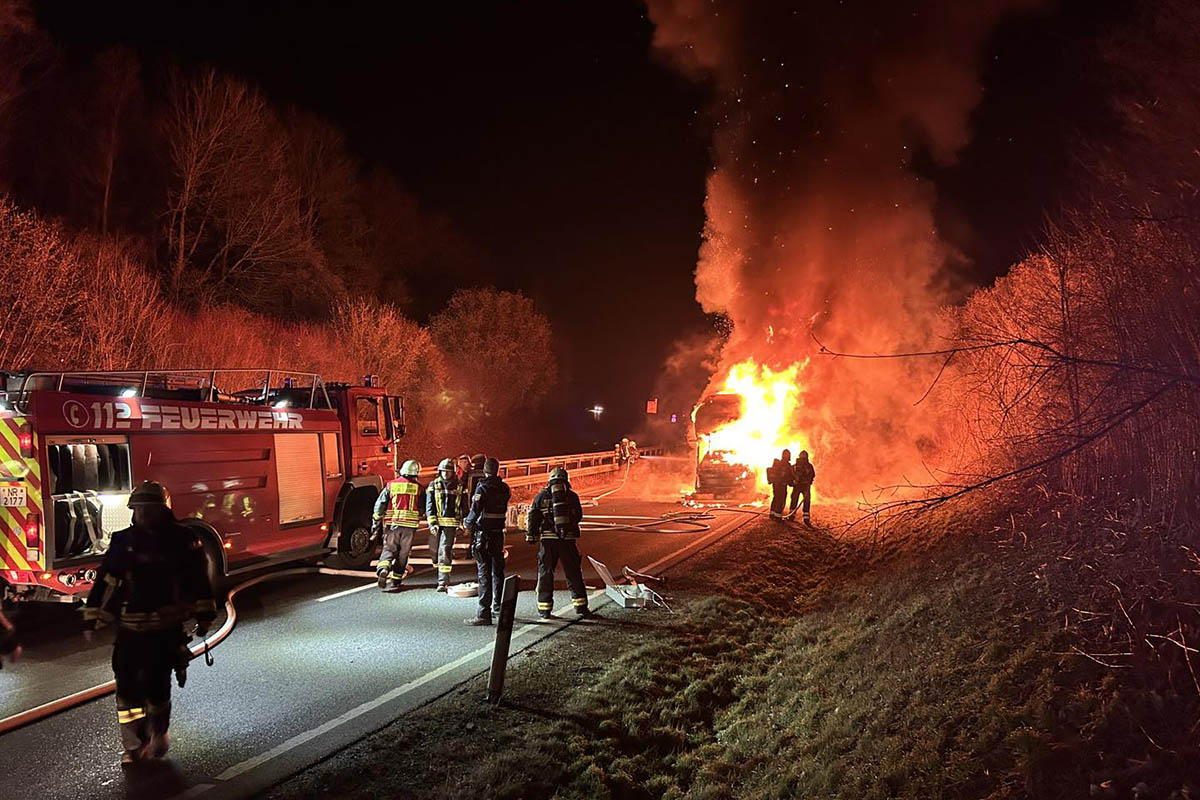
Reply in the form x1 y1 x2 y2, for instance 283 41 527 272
0 565 376 736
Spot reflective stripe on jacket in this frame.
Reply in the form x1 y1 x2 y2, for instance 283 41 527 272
527 481 582 540
426 475 461 528
375 477 421 527
464 475 510 533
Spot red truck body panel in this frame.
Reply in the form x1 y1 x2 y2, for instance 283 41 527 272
0 374 400 601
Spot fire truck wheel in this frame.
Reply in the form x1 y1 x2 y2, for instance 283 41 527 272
336 517 375 570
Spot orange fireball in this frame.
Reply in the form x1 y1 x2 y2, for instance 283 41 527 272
693 358 814 496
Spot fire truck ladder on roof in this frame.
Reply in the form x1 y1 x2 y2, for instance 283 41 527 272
5 369 333 412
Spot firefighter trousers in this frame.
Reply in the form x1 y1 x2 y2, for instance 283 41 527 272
536 539 588 614
432 525 456 586
769 484 789 516
788 485 812 516
474 531 505 619
112 628 181 753
378 526 415 582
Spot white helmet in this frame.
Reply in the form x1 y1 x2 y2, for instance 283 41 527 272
400 459 421 478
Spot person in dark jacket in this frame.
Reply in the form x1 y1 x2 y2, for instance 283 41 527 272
767 449 793 520
426 458 463 592
787 450 816 525
526 466 589 620
83 481 216 764
463 457 510 625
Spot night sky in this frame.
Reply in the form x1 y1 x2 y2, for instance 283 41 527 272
33 0 1130 446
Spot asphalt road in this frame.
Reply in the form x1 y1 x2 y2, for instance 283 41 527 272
0 459 757 800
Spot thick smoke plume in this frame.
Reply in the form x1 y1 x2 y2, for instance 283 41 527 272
647 0 1041 498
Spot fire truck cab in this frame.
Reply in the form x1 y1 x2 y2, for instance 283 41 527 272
0 369 404 602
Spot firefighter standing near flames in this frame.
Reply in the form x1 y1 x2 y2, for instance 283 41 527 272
463 457 510 626
426 458 463 592
82 481 217 764
527 466 589 620
372 459 425 591
767 448 793 520
787 450 816 526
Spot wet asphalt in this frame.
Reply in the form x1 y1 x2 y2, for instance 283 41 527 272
0 465 753 800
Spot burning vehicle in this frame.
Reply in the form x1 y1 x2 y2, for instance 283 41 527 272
691 393 757 498
688 359 812 501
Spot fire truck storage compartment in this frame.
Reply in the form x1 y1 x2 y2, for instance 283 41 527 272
46 436 133 560
274 433 324 525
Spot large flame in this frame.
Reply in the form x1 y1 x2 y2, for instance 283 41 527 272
697 358 813 495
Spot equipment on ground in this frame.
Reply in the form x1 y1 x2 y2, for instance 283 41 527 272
0 368 406 603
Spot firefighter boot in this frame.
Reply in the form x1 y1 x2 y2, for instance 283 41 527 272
140 701 172 758
116 701 149 764
376 560 391 590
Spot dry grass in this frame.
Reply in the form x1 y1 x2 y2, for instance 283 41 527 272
267 488 1200 799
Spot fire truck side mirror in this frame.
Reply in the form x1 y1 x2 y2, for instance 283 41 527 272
389 396 405 439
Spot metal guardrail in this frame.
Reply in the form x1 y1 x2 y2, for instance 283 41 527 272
416 447 663 489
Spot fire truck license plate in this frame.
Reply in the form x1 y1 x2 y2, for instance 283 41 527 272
0 485 26 506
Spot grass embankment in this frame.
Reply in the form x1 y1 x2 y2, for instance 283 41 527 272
269 488 1199 799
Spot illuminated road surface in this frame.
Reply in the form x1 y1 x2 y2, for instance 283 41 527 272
0 461 756 800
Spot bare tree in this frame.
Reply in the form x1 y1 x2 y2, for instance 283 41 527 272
430 288 557 422
0 0 52 182
0 197 83 368
84 49 140 234
161 68 331 310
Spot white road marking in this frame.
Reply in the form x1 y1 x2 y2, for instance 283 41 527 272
314 582 378 602
184 508 750 795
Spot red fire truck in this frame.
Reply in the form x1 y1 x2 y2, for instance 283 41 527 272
0 369 404 602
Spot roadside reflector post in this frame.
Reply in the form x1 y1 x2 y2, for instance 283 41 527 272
487 574 521 705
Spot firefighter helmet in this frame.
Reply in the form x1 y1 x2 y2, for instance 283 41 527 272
400 459 421 478
471 453 486 469
484 457 500 476
128 480 172 509
437 457 455 473
550 466 568 482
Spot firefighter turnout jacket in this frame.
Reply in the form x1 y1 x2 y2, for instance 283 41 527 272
425 474 463 528
526 480 583 541
83 523 217 633
373 476 424 529
793 461 816 487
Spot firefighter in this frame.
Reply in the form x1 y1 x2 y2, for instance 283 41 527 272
462 452 487 501
527 466 589 620
426 458 463 592
455 453 472 485
463 457 510 626
372 459 425 592
82 481 216 764
767 448 793 520
787 450 816 526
